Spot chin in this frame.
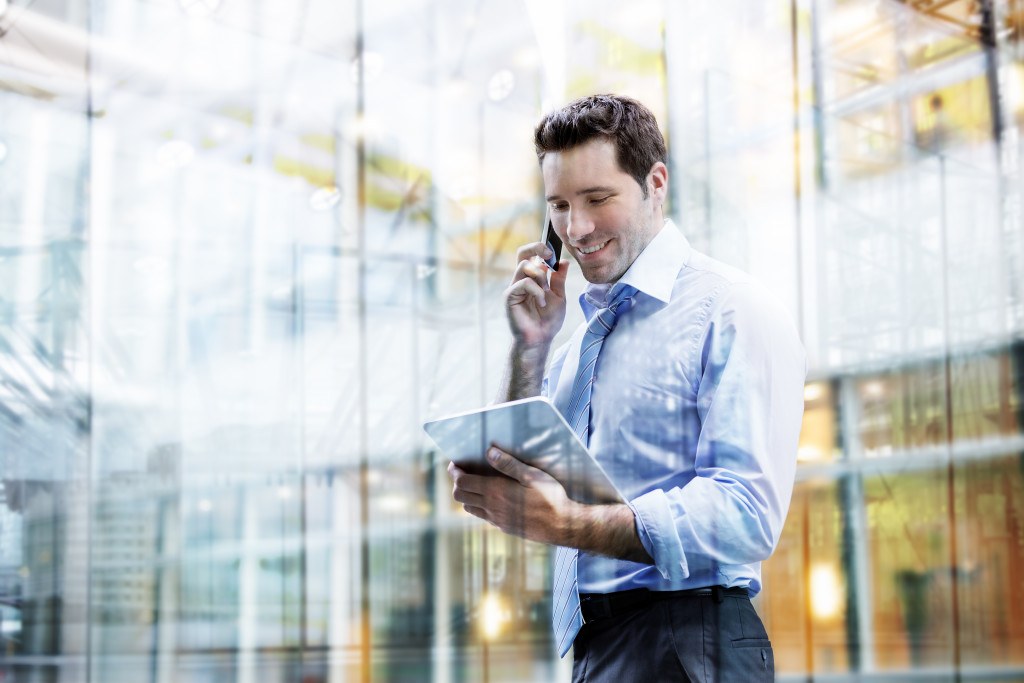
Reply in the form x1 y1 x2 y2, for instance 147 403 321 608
581 266 622 285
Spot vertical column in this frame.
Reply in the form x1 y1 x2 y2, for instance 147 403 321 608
838 376 875 672
236 487 259 683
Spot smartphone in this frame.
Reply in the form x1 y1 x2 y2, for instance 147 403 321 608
541 209 563 271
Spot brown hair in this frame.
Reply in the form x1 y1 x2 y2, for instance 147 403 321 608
534 94 667 198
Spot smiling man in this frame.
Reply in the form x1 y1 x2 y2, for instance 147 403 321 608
448 95 806 682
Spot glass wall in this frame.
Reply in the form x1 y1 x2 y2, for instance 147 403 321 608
1 0 1022 681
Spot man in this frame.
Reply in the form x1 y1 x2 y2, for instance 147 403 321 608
448 94 805 682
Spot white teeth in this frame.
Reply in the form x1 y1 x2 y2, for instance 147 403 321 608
579 241 608 255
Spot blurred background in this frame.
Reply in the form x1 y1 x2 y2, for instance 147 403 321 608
1 0 1023 681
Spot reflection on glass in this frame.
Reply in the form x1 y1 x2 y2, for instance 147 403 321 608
1 0 1023 681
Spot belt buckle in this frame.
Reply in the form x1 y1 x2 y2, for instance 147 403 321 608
579 594 612 622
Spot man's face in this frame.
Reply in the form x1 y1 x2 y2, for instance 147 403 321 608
542 138 664 284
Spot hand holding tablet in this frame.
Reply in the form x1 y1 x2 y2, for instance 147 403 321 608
423 396 623 505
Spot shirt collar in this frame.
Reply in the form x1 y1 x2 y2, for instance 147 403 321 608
580 219 690 313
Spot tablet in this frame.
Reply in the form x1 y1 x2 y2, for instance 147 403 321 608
423 396 624 505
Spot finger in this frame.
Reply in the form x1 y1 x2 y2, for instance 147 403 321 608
453 487 487 508
515 241 553 266
486 446 532 484
506 276 548 309
548 259 570 299
462 504 488 520
450 467 489 496
510 254 551 291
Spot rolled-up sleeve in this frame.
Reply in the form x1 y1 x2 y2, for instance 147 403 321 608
628 282 806 582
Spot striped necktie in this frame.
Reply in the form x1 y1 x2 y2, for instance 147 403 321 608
552 283 637 657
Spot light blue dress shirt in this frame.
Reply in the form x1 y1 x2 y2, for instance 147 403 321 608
543 221 806 596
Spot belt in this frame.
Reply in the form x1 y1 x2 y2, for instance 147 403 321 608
579 586 750 623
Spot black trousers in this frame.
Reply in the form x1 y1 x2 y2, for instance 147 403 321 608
571 591 774 682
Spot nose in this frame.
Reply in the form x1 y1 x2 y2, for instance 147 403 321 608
565 207 595 243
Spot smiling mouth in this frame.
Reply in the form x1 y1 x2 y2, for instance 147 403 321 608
577 240 609 256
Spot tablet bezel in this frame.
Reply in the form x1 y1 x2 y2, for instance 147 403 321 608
423 396 624 505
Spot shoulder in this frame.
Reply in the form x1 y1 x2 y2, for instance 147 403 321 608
676 249 790 323
676 253 803 363
679 248 757 295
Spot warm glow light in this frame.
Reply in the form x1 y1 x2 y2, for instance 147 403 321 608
804 383 823 402
346 115 381 142
797 446 822 462
377 494 409 513
810 564 841 619
480 593 511 641
862 381 885 398
309 186 341 211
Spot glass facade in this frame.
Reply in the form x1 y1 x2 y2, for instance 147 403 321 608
1 0 1023 681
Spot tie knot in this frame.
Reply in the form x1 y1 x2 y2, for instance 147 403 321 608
586 284 637 339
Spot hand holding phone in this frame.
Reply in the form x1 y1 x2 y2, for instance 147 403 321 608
503 208 569 349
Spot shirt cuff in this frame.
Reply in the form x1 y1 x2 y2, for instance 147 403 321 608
628 489 690 581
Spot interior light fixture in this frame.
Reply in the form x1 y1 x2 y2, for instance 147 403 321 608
487 69 515 102
0 140 7 164
810 564 842 619
803 383 823 402
349 51 383 84
862 380 885 399
376 494 409 513
797 446 821 462
309 186 341 211
480 593 511 641
346 114 381 142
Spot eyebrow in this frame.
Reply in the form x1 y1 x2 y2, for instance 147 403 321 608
545 186 617 202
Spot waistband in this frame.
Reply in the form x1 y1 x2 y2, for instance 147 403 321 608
579 586 750 623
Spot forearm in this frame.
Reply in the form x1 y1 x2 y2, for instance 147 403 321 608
496 341 551 402
568 503 653 565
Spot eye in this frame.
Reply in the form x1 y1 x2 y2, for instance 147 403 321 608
550 202 569 212
590 196 611 205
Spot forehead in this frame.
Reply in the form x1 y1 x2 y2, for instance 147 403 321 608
540 138 630 190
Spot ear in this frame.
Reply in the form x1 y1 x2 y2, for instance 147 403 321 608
647 161 668 205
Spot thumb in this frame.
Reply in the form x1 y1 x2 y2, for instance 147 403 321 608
549 259 570 299
487 446 530 483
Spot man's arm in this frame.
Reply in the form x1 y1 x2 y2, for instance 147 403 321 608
494 243 569 402
448 242 652 562
448 446 653 564
497 343 550 402
627 283 806 580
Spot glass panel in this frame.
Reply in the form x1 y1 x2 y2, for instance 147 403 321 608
2 0 1023 681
